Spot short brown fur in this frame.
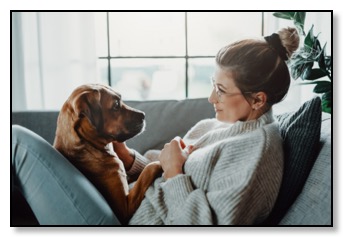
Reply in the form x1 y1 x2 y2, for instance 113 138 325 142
53 84 162 224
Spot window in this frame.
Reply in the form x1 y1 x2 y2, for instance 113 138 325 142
12 12 331 111
94 12 263 101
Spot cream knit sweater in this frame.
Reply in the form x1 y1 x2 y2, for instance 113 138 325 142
127 110 284 225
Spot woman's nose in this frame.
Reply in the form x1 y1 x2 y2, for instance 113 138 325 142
208 89 217 104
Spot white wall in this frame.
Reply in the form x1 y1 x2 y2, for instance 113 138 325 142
12 12 99 111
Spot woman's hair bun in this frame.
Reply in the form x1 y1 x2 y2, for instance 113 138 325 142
278 27 300 59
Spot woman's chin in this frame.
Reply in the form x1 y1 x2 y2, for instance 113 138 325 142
215 112 224 121
215 112 235 124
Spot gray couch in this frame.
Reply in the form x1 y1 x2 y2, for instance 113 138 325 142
11 98 332 226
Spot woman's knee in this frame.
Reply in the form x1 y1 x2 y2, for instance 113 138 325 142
12 125 26 141
12 125 51 168
12 125 51 149
12 125 29 158
12 125 37 145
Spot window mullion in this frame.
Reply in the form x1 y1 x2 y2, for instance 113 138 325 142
106 12 111 86
185 12 189 98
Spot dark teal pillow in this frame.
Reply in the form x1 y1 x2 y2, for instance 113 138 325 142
262 97 322 225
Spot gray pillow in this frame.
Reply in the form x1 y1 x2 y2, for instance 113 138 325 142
262 97 322 225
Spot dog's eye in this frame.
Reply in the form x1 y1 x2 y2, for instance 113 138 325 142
112 100 120 110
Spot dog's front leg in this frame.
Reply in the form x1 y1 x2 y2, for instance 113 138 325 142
126 161 163 218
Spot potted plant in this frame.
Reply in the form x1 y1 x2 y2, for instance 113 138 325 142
273 12 332 114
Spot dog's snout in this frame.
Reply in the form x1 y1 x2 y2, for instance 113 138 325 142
130 108 145 121
138 111 145 121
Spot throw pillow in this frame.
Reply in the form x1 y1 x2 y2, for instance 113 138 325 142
262 96 322 225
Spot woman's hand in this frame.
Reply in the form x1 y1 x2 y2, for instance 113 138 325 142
112 142 135 170
158 137 193 179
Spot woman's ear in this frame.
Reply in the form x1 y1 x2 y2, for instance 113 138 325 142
251 92 267 110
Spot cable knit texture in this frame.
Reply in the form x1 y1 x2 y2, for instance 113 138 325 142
128 110 284 225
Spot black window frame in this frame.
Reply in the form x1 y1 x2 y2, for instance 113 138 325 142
98 12 265 99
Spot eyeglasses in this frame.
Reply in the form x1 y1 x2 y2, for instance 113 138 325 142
210 77 252 102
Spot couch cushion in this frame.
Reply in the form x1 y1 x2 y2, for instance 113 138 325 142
280 113 331 225
263 96 322 225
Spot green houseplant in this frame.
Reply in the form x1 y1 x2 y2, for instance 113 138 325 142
273 12 332 113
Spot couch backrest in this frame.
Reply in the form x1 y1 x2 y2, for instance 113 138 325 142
11 98 215 154
125 99 215 153
12 111 59 145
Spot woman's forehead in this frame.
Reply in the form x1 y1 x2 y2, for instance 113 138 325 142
214 69 236 86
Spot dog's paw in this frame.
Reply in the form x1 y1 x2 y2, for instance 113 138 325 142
145 161 163 176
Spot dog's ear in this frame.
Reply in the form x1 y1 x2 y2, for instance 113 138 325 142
72 89 103 131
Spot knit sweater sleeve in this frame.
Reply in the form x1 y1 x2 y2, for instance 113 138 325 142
160 128 283 225
126 149 151 177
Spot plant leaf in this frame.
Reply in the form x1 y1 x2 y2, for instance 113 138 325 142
294 12 306 25
290 51 315 65
291 60 313 80
300 63 315 80
322 91 332 101
325 56 332 72
321 97 332 114
314 36 322 52
317 43 327 70
304 25 315 51
293 12 306 35
291 67 302 80
303 68 329 80
273 12 296 20
313 81 331 93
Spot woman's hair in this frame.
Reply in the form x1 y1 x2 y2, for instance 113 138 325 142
215 27 300 106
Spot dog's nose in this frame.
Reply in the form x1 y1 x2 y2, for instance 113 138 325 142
138 112 145 120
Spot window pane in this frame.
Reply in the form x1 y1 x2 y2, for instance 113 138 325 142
94 12 108 57
188 58 215 98
187 12 262 56
110 59 185 100
96 59 109 85
109 12 185 56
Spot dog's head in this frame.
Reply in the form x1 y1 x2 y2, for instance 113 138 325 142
57 84 145 148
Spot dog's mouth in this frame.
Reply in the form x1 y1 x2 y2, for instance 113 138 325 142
115 134 134 143
106 121 146 143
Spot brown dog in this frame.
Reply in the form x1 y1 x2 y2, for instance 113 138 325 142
53 84 162 224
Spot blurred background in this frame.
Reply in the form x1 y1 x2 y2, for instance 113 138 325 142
11 11 331 111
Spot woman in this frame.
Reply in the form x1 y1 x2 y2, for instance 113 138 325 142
12 28 299 225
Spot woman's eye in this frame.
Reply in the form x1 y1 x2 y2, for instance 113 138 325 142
218 88 225 94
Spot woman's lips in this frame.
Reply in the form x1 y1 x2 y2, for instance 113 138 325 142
214 108 222 112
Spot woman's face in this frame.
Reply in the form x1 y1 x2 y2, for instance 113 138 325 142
208 68 255 123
